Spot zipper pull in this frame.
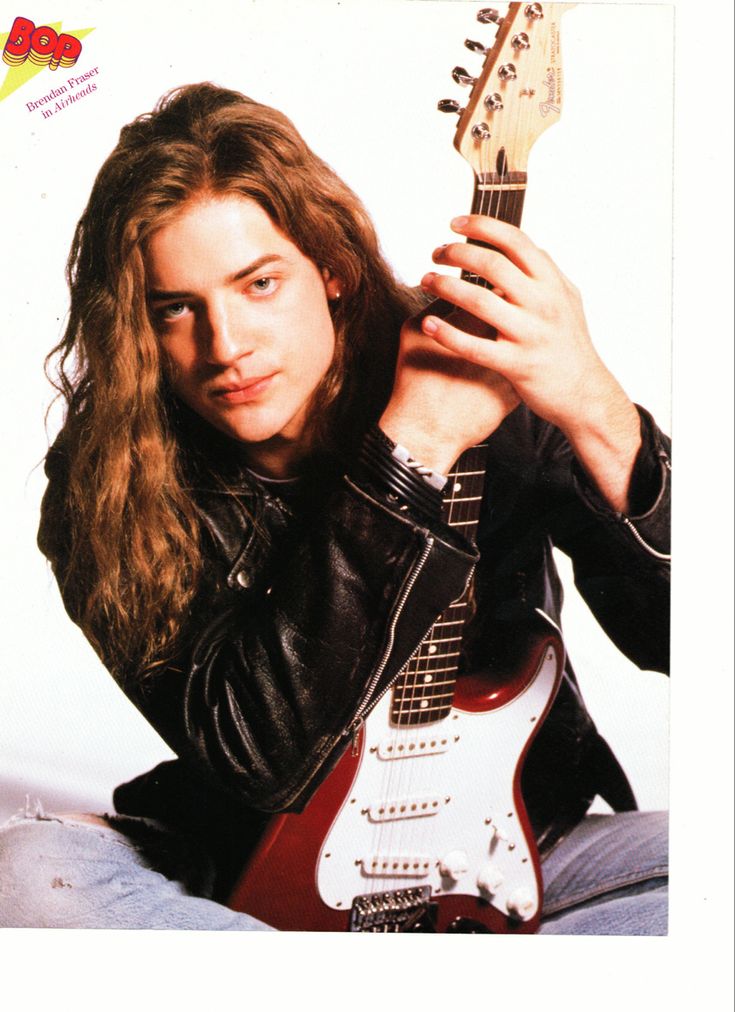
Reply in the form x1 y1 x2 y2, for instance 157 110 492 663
351 718 364 756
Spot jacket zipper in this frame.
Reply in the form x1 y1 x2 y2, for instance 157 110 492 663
620 454 671 561
348 535 435 754
621 517 671 561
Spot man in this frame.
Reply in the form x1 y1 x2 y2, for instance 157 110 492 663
0 83 669 932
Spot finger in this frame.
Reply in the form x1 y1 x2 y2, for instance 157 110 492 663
421 312 519 374
449 215 556 281
432 242 535 305
421 272 525 340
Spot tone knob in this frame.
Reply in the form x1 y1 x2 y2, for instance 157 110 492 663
476 863 504 896
439 850 469 882
507 888 536 921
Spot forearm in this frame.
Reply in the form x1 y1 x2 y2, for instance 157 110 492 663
559 373 642 514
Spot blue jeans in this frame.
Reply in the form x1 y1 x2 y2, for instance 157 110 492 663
0 800 666 933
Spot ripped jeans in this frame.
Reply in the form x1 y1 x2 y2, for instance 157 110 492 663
0 801 667 934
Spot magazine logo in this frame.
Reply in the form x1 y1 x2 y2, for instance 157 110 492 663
3 15 82 72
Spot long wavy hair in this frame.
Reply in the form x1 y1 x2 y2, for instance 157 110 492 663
41 83 421 681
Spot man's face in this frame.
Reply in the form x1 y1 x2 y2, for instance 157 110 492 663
146 195 338 473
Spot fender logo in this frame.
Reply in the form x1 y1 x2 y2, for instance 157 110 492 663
539 67 560 118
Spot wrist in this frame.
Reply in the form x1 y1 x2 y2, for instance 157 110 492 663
559 383 642 512
355 425 445 521
378 410 459 476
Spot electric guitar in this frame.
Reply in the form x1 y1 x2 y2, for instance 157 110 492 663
229 2 574 933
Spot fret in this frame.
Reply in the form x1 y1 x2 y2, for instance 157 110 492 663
449 469 486 479
449 519 479 528
442 495 483 505
397 701 454 718
395 695 456 709
420 635 463 645
404 663 459 677
398 678 456 689
433 619 464 627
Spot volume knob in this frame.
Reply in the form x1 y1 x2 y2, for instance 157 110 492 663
507 888 536 921
476 863 504 896
439 850 469 882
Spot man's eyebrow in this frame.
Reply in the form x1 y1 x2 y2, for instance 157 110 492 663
147 254 287 301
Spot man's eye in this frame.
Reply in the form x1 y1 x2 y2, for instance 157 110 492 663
250 277 276 294
160 302 188 319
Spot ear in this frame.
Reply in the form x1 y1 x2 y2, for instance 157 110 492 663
321 268 342 302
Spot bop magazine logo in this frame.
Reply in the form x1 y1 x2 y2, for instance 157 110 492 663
0 15 94 103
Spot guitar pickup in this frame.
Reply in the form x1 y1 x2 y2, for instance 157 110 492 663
360 856 432 878
366 796 444 823
377 735 452 760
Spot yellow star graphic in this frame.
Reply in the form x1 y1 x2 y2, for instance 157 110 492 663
0 23 95 103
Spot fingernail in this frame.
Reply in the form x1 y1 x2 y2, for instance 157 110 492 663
433 244 447 259
422 316 438 334
420 272 437 289
451 216 469 229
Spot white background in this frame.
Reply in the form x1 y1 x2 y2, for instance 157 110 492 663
0 0 731 1007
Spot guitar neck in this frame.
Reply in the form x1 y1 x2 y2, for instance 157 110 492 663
471 170 527 224
463 170 527 287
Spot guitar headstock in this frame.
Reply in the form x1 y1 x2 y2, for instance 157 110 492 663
439 4 575 176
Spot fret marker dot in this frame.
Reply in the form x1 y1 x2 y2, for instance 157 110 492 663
423 674 433 683
428 644 437 654
420 700 429 709
454 482 462 492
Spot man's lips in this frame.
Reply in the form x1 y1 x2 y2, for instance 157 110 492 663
211 373 277 404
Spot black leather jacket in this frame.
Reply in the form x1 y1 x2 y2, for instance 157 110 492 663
39 402 670 885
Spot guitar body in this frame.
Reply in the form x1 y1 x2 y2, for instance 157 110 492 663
229 629 563 932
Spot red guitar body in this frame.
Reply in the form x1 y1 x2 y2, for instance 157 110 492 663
229 629 563 933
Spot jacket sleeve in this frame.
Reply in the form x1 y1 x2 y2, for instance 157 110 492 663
39 438 477 814
538 404 671 673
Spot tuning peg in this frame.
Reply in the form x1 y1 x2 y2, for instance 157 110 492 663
438 99 464 115
471 122 492 141
477 8 503 25
452 66 477 87
498 63 517 80
484 93 504 111
511 32 531 50
465 38 488 56
524 3 544 19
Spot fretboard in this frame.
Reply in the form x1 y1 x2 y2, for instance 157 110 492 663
463 169 527 288
390 442 489 726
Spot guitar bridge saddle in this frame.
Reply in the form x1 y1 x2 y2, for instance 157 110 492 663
349 886 437 932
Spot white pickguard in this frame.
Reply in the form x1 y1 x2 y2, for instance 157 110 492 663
317 644 559 923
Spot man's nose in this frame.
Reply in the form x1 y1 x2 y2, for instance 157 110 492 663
202 298 253 366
